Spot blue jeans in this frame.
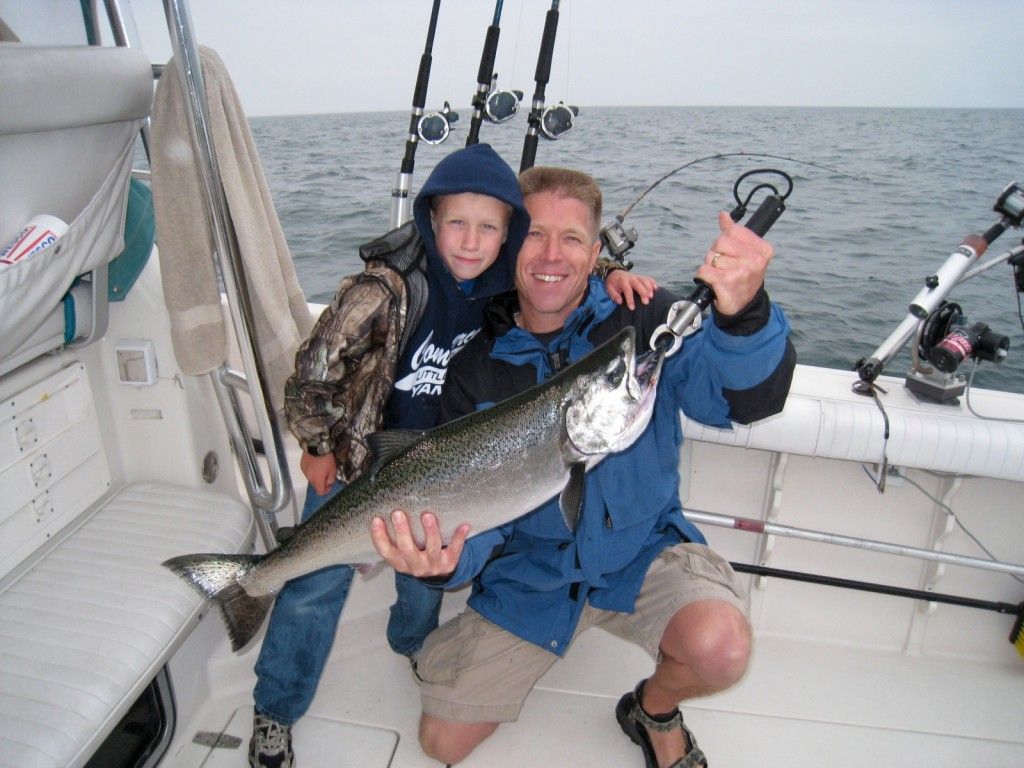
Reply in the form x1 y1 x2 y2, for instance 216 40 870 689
252 483 442 724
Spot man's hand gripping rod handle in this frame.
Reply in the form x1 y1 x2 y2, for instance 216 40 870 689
651 194 786 356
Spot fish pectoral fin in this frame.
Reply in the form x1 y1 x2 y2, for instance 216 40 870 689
559 461 586 532
366 429 426 479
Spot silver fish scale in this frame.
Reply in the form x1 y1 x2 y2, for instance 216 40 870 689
240 328 644 596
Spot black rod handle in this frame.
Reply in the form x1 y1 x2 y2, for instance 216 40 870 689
687 194 786 310
732 562 1020 615
466 24 501 146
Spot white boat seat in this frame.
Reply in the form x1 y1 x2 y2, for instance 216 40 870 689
0 43 152 375
0 481 255 768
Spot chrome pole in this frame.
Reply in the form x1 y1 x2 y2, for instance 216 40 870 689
161 0 294 548
687 509 1024 578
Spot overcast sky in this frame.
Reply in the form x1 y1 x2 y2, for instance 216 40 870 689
128 0 1023 117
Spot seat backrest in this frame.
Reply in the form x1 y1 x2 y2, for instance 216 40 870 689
0 43 152 374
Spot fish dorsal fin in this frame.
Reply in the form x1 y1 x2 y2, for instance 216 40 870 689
559 461 586 532
366 430 425 479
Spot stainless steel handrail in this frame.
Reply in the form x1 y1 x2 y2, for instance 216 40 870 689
686 509 1024 578
160 0 295 548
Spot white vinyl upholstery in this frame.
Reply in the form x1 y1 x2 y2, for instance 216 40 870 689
0 43 152 373
0 481 254 768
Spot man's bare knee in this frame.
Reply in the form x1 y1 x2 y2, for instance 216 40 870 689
663 600 751 690
419 714 499 764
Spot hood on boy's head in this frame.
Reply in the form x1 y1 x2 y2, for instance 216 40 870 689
413 143 530 293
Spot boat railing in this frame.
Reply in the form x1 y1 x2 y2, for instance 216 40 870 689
138 0 295 548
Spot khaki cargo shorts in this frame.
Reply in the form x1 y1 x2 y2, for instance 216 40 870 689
415 542 748 723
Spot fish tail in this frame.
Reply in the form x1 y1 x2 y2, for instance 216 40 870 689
162 553 274 652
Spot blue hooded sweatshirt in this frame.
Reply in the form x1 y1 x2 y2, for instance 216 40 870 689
383 143 530 431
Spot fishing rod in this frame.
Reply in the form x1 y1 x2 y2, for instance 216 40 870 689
853 181 1024 396
465 1 523 145
520 0 578 172
391 0 460 228
728 561 1024 654
687 507 1024 651
647 170 792 357
599 151 859 266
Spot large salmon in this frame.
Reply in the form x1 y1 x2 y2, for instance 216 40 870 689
164 327 663 650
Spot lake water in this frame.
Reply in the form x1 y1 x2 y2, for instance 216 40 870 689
248 106 1024 394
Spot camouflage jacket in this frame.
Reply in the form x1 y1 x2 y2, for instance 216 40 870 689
283 221 428 483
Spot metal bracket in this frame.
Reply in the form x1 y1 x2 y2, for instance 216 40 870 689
193 731 243 749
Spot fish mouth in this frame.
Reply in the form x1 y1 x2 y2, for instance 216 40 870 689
634 347 663 392
630 347 664 415
600 347 664 454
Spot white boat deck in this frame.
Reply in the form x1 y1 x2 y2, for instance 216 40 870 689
161 559 1024 768
155 364 1024 768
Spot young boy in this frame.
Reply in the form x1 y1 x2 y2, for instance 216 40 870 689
249 144 654 768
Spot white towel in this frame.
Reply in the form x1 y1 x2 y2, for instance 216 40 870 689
150 46 312 414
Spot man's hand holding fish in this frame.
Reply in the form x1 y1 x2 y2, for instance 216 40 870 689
371 509 468 579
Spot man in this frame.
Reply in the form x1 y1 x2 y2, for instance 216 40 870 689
371 166 795 767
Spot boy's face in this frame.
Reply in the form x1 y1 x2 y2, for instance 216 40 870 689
515 190 601 333
431 193 511 282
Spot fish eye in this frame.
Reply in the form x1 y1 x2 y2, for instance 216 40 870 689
605 359 625 387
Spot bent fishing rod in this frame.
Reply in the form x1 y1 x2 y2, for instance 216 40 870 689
520 0 578 171
648 170 792 357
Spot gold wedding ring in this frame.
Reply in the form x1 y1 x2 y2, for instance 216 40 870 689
711 251 722 268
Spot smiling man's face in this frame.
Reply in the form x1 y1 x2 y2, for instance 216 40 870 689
515 190 601 333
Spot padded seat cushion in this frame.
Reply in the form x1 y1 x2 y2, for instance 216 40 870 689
0 481 254 768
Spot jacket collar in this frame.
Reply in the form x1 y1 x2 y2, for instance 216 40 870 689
491 277 617 383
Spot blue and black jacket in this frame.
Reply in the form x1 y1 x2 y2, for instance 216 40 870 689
437 278 795 655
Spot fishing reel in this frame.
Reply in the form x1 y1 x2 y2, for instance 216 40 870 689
994 182 1024 293
417 101 460 145
994 181 1024 227
599 216 638 267
483 73 524 124
854 181 1023 395
539 101 579 139
904 300 1010 404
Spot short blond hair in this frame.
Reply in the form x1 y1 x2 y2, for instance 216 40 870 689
518 166 602 240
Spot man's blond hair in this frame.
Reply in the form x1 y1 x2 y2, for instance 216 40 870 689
518 166 602 240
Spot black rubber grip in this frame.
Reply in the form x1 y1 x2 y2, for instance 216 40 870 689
744 194 785 237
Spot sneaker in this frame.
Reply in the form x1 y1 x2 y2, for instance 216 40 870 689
249 712 294 768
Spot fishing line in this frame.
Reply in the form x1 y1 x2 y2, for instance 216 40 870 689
860 454 1024 586
508 0 525 88
563 0 573 102
903 469 1024 586
617 152 866 221
859 382 891 494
